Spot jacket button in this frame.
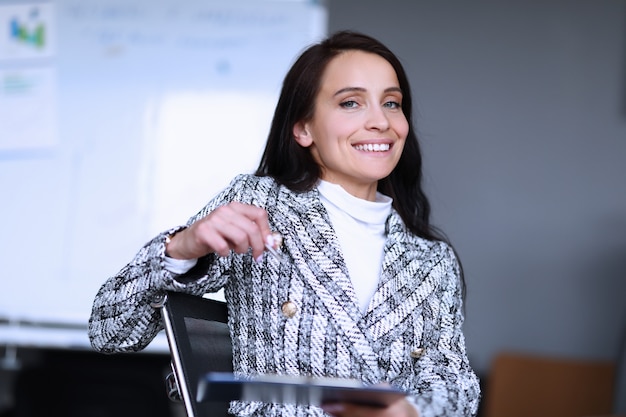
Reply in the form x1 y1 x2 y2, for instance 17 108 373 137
281 301 298 318
410 348 425 359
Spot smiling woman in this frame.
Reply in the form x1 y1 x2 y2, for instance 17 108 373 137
89 30 480 417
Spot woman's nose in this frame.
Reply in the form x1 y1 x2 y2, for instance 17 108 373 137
365 105 390 131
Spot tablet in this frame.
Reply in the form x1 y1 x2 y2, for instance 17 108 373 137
197 372 407 408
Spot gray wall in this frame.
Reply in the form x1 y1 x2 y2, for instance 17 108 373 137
329 0 626 375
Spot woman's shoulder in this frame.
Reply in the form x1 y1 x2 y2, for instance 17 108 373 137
389 211 455 255
228 174 314 203
223 174 281 197
222 174 307 208
391 218 458 267
419 235 453 253
409 234 455 262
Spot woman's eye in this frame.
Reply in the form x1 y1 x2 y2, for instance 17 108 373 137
340 100 358 109
384 100 401 109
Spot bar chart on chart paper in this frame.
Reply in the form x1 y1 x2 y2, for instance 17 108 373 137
0 3 57 151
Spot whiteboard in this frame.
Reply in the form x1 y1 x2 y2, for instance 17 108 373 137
0 0 327 346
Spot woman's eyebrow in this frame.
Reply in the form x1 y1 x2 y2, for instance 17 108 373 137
333 86 365 96
333 86 403 96
386 86 403 94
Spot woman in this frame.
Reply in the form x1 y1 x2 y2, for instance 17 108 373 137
89 31 480 417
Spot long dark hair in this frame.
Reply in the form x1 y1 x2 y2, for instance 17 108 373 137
256 30 447 244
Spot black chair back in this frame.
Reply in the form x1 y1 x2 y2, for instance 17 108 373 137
158 291 232 417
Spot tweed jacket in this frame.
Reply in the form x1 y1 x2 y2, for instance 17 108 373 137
89 174 480 417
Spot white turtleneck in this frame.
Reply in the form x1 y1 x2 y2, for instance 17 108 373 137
316 180 392 313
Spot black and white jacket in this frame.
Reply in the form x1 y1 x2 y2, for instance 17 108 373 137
89 174 480 417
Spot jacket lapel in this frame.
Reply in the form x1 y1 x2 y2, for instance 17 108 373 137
364 212 440 343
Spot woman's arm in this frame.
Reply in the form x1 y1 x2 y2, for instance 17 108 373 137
88 229 219 353
88 175 273 354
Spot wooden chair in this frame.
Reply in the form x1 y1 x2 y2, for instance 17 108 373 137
482 351 617 417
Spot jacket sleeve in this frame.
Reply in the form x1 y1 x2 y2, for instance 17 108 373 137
407 244 481 417
87 175 256 353
87 229 227 353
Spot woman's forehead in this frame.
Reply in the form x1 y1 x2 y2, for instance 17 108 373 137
319 51 401 95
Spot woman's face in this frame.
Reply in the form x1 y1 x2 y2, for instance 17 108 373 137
293 50 409 201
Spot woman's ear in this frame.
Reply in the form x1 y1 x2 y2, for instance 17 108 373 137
293 121 313 147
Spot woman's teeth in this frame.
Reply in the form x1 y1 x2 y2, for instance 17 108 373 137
353 143 390 152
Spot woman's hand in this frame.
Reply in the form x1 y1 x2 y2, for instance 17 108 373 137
164 202 273 261
321 398 419 417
